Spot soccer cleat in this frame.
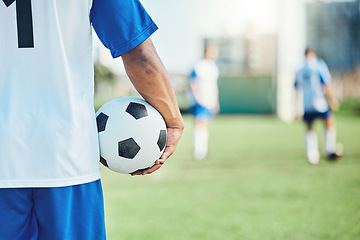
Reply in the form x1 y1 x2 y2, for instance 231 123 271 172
327 143 343 161
327 152 342 161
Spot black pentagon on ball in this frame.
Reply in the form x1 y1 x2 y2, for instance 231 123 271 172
118 138 141 159
96 112 109 132
157 130 167 151
100 156 109 167
126 102 148 120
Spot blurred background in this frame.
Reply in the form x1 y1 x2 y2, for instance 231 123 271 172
93 0 360 120
94 1 360 239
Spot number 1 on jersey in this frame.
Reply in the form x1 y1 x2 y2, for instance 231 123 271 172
3 0 34 48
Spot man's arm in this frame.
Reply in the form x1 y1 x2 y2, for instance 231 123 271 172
318 64 339 111
294 74 302 120
323 85 339 111
121 38 184 175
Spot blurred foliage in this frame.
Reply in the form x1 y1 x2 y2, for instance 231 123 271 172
94 62 117 85
338 99 360 116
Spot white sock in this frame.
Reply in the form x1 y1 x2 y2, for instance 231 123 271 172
305 130 320 164
325 128 337 155
194 125 209 160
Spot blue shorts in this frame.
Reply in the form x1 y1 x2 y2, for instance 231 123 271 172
190 103 215 121
0 180 106 240
303 110 330 124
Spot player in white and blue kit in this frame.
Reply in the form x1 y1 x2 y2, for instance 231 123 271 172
295 48 342 164
0 0 184 239
189 44 219 160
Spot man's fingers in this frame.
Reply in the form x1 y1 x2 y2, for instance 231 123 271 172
131 126 183 176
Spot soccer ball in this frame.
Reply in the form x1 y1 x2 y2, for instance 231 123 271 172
96 97 167 174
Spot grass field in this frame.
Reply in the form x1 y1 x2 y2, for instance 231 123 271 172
101 108 360 240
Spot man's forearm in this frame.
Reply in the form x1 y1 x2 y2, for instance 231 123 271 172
324 85 339 111
121 38 184 130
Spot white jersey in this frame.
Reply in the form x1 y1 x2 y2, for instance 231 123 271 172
295 59 331 114
0 0 157 187
189 59 219 110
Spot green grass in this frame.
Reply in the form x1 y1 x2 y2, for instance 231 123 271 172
101 113 360 240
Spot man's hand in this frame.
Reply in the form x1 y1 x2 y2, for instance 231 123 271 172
131 126 183 176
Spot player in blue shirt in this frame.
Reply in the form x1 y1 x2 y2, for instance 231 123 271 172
295 48 342 164
0 0 184 239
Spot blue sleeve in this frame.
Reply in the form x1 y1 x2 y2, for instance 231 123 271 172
294 73 299 89
189 69 197 82
317 59 331 86
319 71 326 86
91 0 158 58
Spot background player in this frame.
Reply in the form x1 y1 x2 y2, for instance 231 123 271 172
188 44 220 160
0 0 184 239
295 48 342 164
